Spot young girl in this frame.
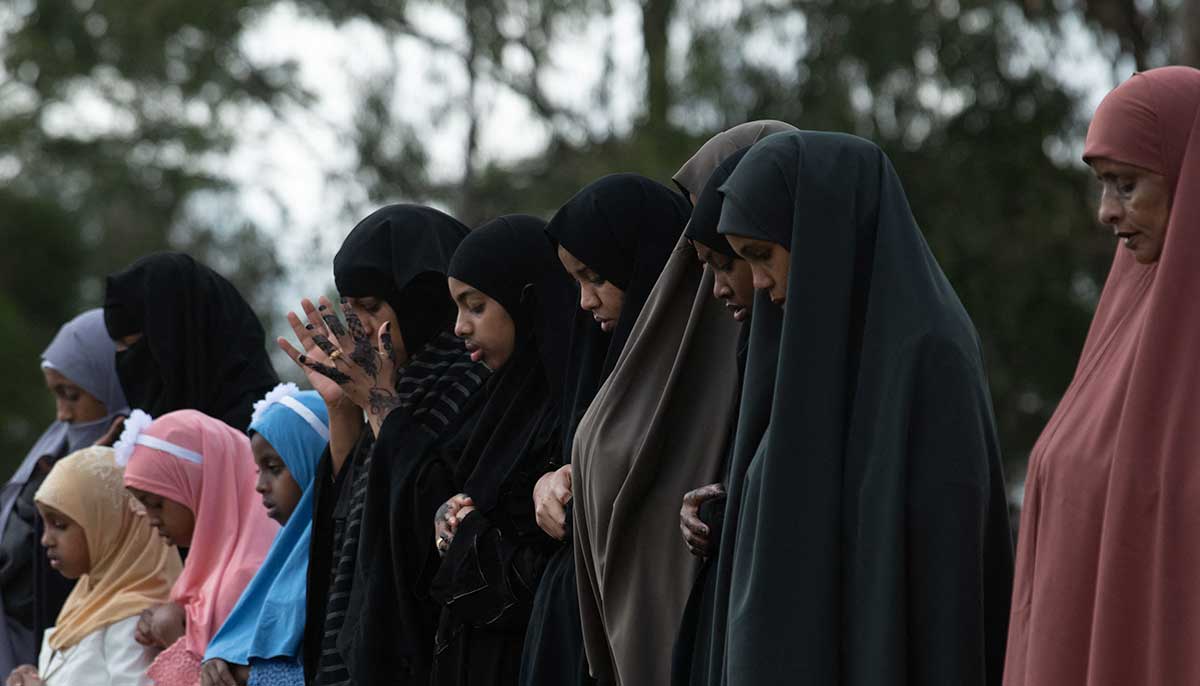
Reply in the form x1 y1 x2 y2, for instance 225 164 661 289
202 384 330 686
116 409 278 686
5 447 181 686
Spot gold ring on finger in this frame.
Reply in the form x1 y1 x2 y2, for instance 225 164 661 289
329 349 343 362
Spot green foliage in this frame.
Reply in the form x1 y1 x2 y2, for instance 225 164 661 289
0 0 291 473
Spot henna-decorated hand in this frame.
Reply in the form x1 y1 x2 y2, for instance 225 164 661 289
680 482 725 558
434 493 475 556
279 296 401 435
278 298 352 410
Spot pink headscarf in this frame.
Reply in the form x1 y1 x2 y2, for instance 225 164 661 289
123 410 277 666
1005 66 1200 685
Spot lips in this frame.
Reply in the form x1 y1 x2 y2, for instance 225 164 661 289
464 341 484 363
724 302 747 322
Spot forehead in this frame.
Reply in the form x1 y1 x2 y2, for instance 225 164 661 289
1088 156 1156 178
36 502 71 521
446 276 481 300
556 245 588 272
42 367 75 386
250 432 281 459
726 234 778 251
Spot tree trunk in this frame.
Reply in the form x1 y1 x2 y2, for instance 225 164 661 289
641 0 675 133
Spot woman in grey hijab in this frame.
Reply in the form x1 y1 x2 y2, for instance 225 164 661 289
0 309 128 677
571 121 795 686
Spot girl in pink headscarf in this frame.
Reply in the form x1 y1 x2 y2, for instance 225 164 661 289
116 410 278 686
1005 66 1200 685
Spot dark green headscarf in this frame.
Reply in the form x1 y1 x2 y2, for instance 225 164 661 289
711 131 1014 685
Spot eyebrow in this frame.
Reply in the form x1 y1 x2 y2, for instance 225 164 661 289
454 288 481 305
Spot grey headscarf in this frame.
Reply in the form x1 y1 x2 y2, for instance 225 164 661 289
572 120 796 685
0 309 127 673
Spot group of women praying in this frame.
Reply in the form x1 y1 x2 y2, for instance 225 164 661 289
0 65 1195 686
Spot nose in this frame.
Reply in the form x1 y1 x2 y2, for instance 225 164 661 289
454 312 471 338
713 277 732 301
40 530 54 548
255 472 269 494
55 399 73 423
751 267 773 292
1098 186 1124 227
579 286 600 312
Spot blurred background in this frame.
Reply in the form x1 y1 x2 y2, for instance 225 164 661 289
1 0 1195 502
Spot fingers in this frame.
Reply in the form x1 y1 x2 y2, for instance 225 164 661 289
297 354 352 385
93 415 126 447
311 333 339 358
379 321 397 366
535 496 567 540
277 337 307 368
682 482 725 506
316 296 349 339
201 659 239 686
287 309 317 350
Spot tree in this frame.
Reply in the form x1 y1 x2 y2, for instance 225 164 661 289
0 0 293 472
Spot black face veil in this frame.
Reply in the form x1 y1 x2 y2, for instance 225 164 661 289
102 252 278 430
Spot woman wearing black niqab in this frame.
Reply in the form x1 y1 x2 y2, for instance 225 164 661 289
711 131 1013 685
426 215 576 686
103 252 279 430
279 205 490 686
520 173 689 686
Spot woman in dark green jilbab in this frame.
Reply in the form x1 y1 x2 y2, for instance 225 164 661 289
712 130 1014 686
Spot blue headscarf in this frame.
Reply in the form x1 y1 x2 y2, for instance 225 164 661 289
204 384 328 665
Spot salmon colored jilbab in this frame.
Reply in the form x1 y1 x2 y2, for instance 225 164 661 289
119 410 278 686
1004 66 1200 686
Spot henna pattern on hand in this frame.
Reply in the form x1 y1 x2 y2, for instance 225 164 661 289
311 334 338 357
300 355 352 385
322 313 347 337
381 325 397 365
366 386 401 418
344 303 380 378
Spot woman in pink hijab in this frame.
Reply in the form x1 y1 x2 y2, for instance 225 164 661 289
116 410 278 686
1005 66 1200 685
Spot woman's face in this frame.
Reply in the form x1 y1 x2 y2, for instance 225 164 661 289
340 296 409 366
692 242 754 322
126 487 195 547
42 367 107 424
251 433 303 525
726 235 790 307
37 504 91 579
557 246 625 332
448 277 517 371
1090 157 1171 264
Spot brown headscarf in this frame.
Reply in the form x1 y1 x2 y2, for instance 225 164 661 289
572 120 796 685
1005 66 1200 686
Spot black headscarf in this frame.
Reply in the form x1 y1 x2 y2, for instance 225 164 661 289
102 252 278 430
334 204 469 354
711 131 1013 684
521 174 688 686
446 215 575 514
428 216 576 685
544 172 691 462
684 147 751 258
308 204 488 686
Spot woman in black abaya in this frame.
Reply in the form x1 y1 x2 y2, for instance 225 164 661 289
520 174 689 686
711 131 1013 685
427 215 575 685
278 205 490 685
103 252 279 431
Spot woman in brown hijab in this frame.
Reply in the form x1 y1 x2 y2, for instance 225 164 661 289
570 121 794 686
1004 66 1200 686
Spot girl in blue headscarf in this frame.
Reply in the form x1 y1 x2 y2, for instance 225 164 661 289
200 384 329 686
